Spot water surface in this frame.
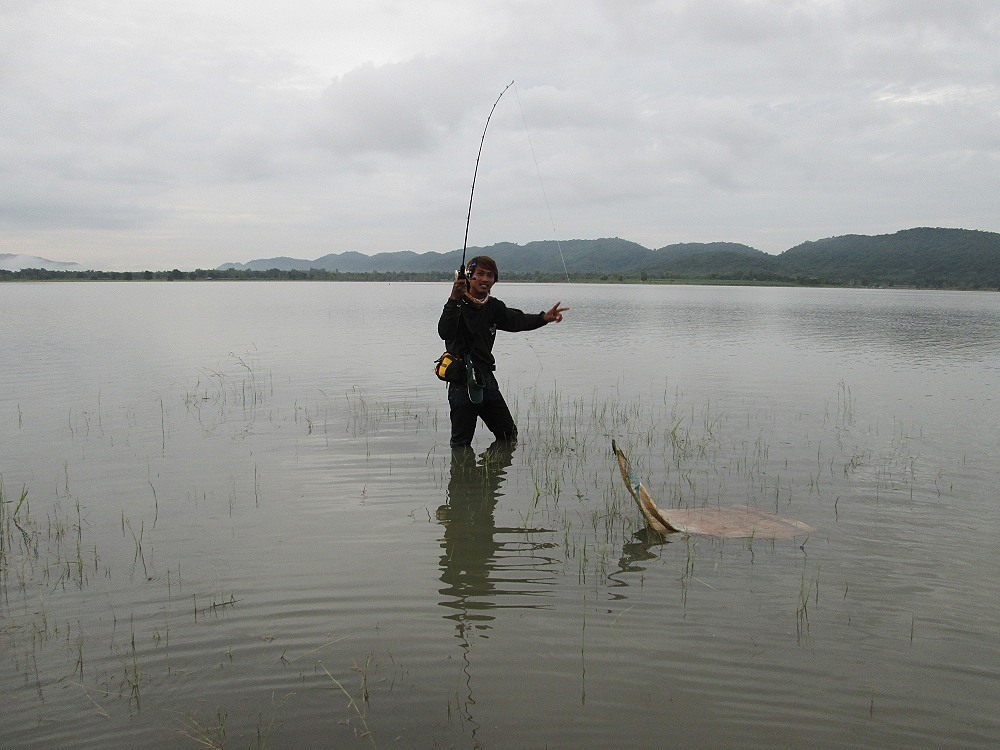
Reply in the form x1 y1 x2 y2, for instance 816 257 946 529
2 282 999 748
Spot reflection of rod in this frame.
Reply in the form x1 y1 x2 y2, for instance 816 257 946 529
458 625 480 740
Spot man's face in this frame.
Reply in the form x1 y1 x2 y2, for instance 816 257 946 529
469 267 495 297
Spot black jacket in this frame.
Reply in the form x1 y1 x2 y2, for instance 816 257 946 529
438 296 548 375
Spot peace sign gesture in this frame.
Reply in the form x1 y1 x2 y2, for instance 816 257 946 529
543 301 570 323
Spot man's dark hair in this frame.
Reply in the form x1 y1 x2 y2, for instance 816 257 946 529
466 255 499 281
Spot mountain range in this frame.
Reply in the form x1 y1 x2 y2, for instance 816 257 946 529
0 253 85 272
218 227 1000 289
5 227 998 289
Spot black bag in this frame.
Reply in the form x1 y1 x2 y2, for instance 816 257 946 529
434 351 466 382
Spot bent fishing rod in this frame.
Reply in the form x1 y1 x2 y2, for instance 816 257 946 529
459 80 514 281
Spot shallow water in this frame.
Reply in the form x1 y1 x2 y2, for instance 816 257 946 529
2 281 999 748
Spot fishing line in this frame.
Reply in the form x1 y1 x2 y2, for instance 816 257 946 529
513 82 570 282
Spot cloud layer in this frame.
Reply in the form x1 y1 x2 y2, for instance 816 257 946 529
3 0 999 269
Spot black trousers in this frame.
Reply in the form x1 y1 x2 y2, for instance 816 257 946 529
447 380 517 447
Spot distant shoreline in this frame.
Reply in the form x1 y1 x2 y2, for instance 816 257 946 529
3 268 995 292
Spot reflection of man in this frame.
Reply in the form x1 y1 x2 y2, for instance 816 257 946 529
437 440 516 634
436 441 559 740
435 441 516 740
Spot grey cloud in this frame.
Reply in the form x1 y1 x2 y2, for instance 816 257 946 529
2 0 1000 269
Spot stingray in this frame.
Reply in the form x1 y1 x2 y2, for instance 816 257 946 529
612 440 814 539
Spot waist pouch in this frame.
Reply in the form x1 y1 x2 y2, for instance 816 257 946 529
434 353 485 403
434 351 466 382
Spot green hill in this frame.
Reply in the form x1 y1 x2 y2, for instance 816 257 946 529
777 228 1000 288
210 226 1000 290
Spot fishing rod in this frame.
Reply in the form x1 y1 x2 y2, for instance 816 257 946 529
459 80 514 281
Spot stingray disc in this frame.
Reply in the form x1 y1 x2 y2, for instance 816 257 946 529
612 440 814 539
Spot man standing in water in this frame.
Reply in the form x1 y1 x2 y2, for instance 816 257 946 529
438 255 568 447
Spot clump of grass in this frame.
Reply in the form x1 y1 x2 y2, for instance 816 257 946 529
125 613 142 708
1 480 31 552
343 387 430 438
193 593 240 622
179 706 228 749
796 561 820 642
178 695 288 749
319 654 377 749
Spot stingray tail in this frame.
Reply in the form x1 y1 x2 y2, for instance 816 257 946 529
612 440 680 535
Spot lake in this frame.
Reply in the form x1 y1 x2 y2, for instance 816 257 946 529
2 281 999 749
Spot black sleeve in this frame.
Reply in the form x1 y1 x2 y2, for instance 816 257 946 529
494 299 547 333
438 299 461 341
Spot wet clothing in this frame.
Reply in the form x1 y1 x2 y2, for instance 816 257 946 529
447 380 517 446
438 296 548 446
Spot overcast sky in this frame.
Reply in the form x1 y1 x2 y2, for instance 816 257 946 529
3 1 999 270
